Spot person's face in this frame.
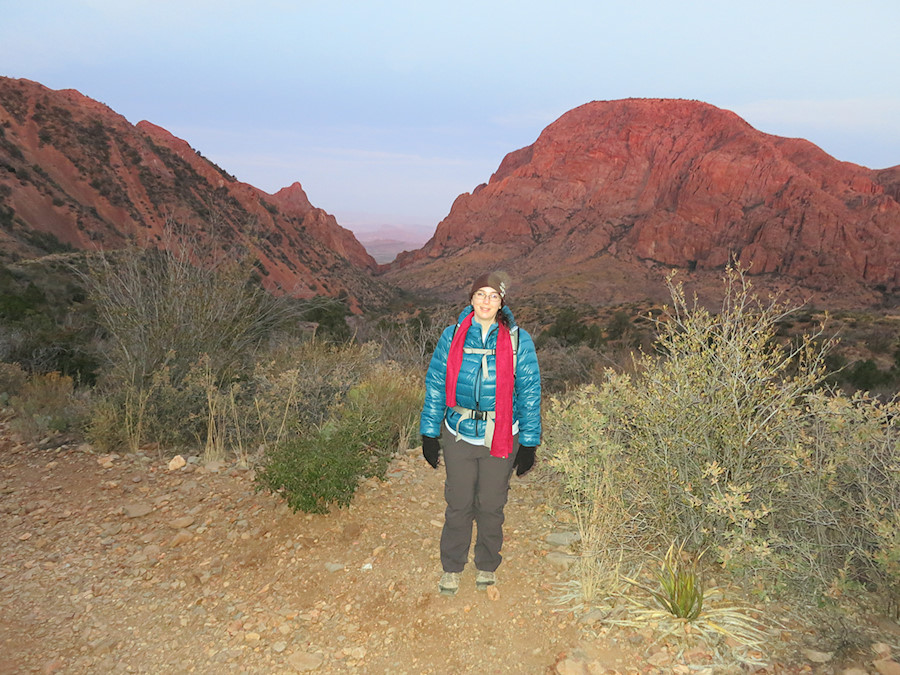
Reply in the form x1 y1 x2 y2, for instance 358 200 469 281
471 286 502 324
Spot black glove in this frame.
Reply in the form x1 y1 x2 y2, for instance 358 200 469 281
513 445 536 476
422 435 441 469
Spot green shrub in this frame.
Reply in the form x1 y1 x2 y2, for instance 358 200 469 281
255 425 372 513
844 359 895 391
538 307 604 349
255 362 423 513
300 297 352 342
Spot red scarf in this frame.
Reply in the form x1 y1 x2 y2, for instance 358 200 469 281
445 311 514 458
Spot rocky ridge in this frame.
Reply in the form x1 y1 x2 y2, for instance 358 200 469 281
386 99 900 309
0 77 388 310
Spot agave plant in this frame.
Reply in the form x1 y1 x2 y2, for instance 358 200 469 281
652 542 705 620
625 541 704 621
616 541 768 664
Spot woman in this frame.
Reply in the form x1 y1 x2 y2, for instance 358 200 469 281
420 271 542 596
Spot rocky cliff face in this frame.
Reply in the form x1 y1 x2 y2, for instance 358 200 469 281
387 99 900 308
0 77 389 309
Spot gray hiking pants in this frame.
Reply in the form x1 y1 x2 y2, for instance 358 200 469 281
439 425 518 573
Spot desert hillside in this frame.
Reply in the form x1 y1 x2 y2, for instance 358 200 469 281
386 99 900 310
0 77 390 309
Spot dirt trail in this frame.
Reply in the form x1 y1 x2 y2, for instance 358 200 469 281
2 424 898 674
0 424 592 674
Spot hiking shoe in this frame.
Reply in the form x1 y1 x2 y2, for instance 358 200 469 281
475 570 495 590
439 572 460 596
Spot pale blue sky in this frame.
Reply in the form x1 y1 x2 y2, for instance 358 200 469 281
2 0 898 236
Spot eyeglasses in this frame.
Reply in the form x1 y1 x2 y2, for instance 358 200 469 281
473 291 501 303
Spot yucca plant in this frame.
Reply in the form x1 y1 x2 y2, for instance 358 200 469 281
626 542 704 620
652 542 705 620
616 542 768 664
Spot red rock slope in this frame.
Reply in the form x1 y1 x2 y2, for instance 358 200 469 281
0 77 389 309
386 99 900 308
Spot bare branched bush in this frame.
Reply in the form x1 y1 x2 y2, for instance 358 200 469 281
84 222 290 385
357 307 455 369
537 340 608 393
81 221 295 452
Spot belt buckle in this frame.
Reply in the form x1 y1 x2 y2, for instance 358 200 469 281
472 410 486 421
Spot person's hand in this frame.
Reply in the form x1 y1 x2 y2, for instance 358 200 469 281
513 445 536 476
422 435 441 469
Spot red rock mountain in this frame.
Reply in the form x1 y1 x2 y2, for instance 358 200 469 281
386 99 900 309
0 77 389 309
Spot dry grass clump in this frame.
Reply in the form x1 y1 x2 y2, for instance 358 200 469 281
5 369 86 439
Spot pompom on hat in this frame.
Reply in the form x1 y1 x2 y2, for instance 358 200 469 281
469 271 511 301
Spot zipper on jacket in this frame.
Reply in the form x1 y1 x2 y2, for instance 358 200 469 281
472 322 497 437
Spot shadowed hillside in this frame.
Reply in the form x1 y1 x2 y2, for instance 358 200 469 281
0 77 391 310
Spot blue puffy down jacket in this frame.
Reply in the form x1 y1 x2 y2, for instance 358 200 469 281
420 305 542 447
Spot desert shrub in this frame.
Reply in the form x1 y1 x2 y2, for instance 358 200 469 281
9 371 86 439
87 363 207 453
0 263 100 384
606 310 636 342
255 362 423 513
0 361 27 401
301 296 352 342
536 340 610 393
844 359 896 392
200 339 379 462
790 391 900 605
545 267 900 601
82 222 296 451
84 229 289 387
613 271 831 552
358 308 454 369
544 384 641 600
538 307 604 349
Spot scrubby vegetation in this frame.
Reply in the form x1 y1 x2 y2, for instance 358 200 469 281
543 268 900 659
0 225 423 514
1 235 898 664
255 359 422 513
